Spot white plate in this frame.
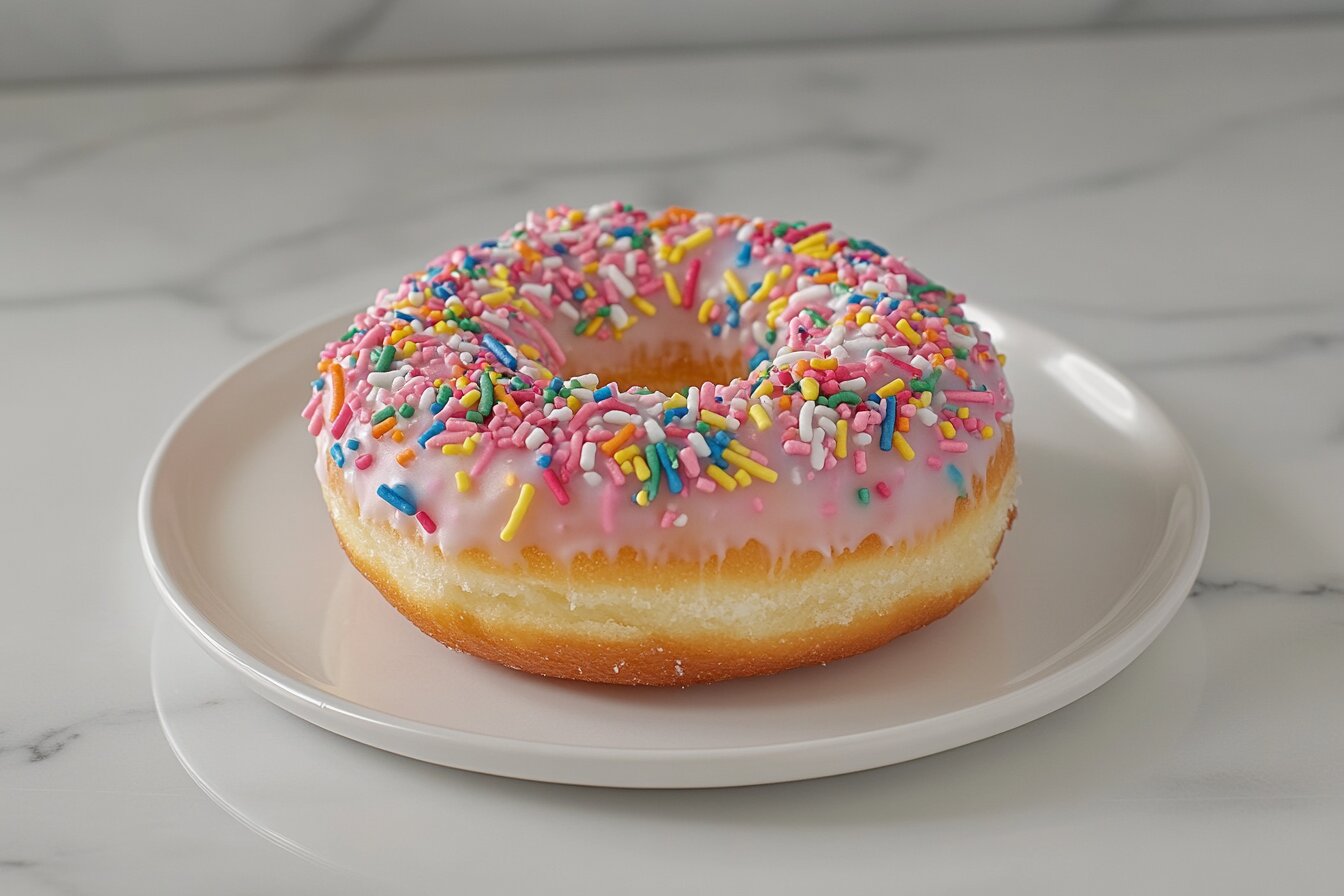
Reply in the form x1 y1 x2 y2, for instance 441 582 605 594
139 308 1209 788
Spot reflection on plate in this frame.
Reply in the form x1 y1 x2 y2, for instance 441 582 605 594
141 310 1208 787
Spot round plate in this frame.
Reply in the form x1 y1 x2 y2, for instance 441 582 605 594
139 308 1208 788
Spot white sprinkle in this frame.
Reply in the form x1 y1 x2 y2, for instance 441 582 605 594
817 417 837 436
603 410 633 425
580 441 597 471
854 432 873 447
546 406 574 423
686 387 699 421
791 284 831 305
687 431 711 457
583 471 603 487
810 429 826 471
557 302 580 321
575 373 599 388
799 401 815 442
644 419 666 443
840 377 867 392
608 304 629 330
602 265 636 298
917 407 939 426
519 283 553 301
774 350 819 366
524 428 548 451
823 326 845 348
673 513 688 528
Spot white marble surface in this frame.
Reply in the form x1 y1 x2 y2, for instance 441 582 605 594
3 0 1343 83
2 20 1343 894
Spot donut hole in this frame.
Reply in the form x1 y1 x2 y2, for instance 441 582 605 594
550 307 756 395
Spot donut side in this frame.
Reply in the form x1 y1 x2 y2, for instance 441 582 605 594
322 426 1016 686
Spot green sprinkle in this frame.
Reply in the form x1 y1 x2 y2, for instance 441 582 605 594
437 384 452 405
371 407 396 425
479 373 495 416
398 403 414 418
765 330 776 344
573 318 589 336
806 310 828 327
696 421 711 434
832 390 863 405
373 346 394 372
596 306 612 317
857 488 871 505
340 325 359 341
465 410 484 424
643 444 661 500
909 283 946 299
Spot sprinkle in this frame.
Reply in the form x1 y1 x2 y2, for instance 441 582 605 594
876 378 906 399
499 483 536 542
415 510 437 533
800 377 820 401
721 450 778 483
880 396 896 451
723 269 748 303
835 419 848 459
662 272 683 308
376 483 416 515
355 454 373 470
704 464 738 491
330 443 345 467
654 442 683 494
892 431 916 461
542 467 570 505
601 422 636 455
748 405 772 430
328 364 345 422
396 448 415 466
330 404 353 439
944 389 995 405
857 488 870 505
455 471 471 492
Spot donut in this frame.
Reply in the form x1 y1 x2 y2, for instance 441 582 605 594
303 203 1017 686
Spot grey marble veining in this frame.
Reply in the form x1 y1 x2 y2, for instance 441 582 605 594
1 20 1342 895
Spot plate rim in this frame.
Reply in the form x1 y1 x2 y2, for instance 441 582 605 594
138 310 1210 787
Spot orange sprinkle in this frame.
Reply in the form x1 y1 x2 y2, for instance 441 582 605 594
396 448 415 466
391 430 405 443
495 384 523 418
602 423 637 456
328 363 345 422
371 417 397 439
812 271 838 284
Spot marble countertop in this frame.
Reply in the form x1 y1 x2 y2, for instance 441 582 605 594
4 20 1342 894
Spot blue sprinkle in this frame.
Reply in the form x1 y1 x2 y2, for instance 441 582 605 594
430 402 444 414
711 324 723 337
536 454 552 468
426 265 442 276
655 442 683 494
572 287 585 300
480 334 518 370
725 296 740 311
726 309 741 328
462 255 477 268
553 243 568 256
613 226 635 238
377 483 417 516
947 464 967 498
394 310 416 321
593 385 613 402
345 439 360 450
550 376 563 390
417 420 445 447
479 239 497 248
749 348 769 369
311 377 324 390
880 396 896 451
748 281 762 295
330 443 345 468
735 242 752 267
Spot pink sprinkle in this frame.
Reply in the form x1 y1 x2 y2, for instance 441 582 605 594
939 440 969 453
855 450 868 474
695 477 717 493
354 454 373 470
678 446 700 478
944 390 995 404
604 457 626 485
329 404 353 439
307 413 323 436
469 438 497 477
541 467 570 505
570 401 602 428
415 511 437 534
660 511 678 529
783 439 810 456
300 392 322 420
927 456 943 470
601 483 617 534
751 497 765 513
683 258 701 310
875 481 892 499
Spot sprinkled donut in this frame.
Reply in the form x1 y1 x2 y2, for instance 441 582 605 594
304 203 1017 686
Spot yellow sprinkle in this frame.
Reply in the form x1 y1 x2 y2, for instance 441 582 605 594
940 420 957 439
481 290 512 307
700 410 731 429
515 298 541 318
836 419 848 459
582 316 604 337
981 425 995 438
697 298 716 325
567 210 583 223
799 378 820 401
614 444 640 464
662 272 683 307
505 472 517 487
911 311 924 321
705 465 738 491
893 432 916 461
919 391 933 407
635 489 650 507
567 395 581 411
750 379 774 399
958 406 970 419
723 269 748 303
582 262 599 274
856 307 872 326
434 320 450 334
733 468 752 487
499 483 535 542
631 295 657 317
874 378 905 399
896 318 922 346
721 450 778 484
455 471 471 493
750 269 778 303
632 455 651 481
620 460 634 475
519 343 541 360
810 357 837 370
389 326 413 343
665 393 687 408
749 405 772 430
679 227 713 253
460 389 481 409
792 232 826 256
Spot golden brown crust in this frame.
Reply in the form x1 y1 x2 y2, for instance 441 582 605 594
322 427 1016 686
